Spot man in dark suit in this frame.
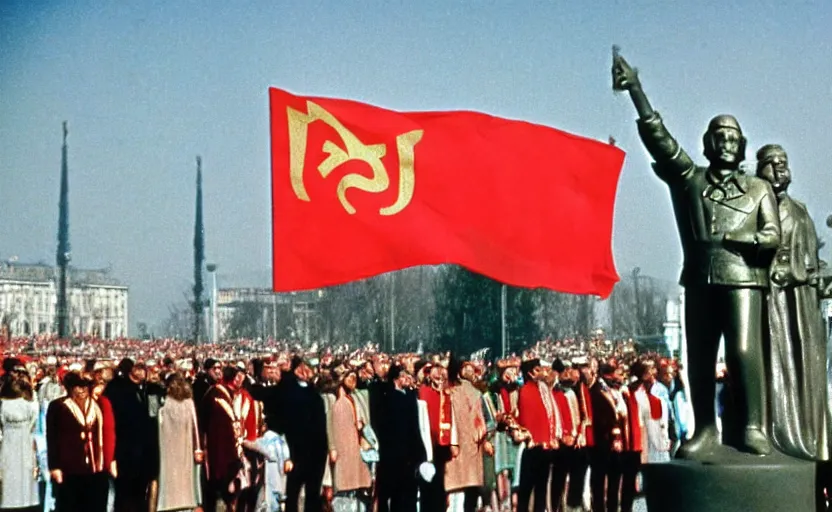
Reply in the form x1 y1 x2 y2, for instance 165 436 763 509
104 360 161 512
614 51 780 456
589 363 626 512
376 363 426 512
276 356 329 512
193 358 223 429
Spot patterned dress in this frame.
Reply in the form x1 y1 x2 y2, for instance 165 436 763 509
492 384 520 477
480 390 499 492
445 380 485 492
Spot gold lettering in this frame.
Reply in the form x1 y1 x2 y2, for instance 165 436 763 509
286 100 423 215
381 130 423 215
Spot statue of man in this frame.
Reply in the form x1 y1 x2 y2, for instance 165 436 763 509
755 144 829 461
612 50 780 456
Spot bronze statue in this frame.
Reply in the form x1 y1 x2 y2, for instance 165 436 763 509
612 48 781 456
755 144 829 461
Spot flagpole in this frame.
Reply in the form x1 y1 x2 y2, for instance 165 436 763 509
501 284 507 358
56 122 71 340
390 272 396 352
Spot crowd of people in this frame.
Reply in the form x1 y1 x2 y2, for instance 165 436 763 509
0 334 691 512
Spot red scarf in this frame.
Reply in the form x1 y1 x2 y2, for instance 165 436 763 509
581 382 594 447
419 385 453 446
625 388 644 452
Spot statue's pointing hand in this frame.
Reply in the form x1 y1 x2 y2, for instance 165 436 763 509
612 47 640 92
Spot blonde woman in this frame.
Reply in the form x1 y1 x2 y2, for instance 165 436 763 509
157 374 203 512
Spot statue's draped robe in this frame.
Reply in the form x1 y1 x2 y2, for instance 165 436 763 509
768 194 829 461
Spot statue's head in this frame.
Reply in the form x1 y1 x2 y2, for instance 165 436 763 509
702 114 746 168
755 144 791 194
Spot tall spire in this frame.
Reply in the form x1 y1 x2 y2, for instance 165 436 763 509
193 156 205 344
56 121 71 339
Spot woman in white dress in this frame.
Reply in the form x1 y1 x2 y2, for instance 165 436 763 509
0 373 40 512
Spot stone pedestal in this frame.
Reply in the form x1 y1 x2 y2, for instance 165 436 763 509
642 448 821 512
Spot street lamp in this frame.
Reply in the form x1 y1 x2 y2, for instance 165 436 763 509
632 267 642 336
206 263 218 343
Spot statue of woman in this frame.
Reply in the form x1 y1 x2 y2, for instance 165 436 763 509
756 143 829 461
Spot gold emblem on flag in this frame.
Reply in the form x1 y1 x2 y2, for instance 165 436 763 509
287 101 423 215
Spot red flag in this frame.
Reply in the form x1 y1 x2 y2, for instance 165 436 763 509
270 88 625 297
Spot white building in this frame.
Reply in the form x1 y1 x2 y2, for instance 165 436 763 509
663 292 684 359
207 287 319 342
0 262 128 339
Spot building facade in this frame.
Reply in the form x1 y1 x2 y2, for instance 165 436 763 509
0 262 128 339
208 287 319 342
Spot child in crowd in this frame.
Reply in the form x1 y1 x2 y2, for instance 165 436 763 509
242 416 292 512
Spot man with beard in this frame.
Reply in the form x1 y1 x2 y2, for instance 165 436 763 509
276 356 328 512
104 360 159 512
755 144 829 462
418 363 459 511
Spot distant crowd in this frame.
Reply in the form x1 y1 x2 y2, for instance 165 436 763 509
0 333 689 511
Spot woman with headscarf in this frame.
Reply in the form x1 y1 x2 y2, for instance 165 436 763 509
330 367 373 511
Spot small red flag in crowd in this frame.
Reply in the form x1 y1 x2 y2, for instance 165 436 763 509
269 88 625 298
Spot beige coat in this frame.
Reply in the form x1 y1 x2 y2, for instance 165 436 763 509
445 380 485 491
157 398 201 511
331 394 372 492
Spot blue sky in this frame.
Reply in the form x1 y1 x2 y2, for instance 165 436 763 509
2 1 831 334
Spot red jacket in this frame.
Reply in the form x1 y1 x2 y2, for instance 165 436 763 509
624 386 645 453
202 385 243 483
97 395 116 469
578 382 594 447
553 388 576 440
46 397 106 476
233 388 260 441
517 382 557 448
419 385 454 446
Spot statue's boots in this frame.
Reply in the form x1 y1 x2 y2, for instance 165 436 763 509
676 424 720 459
739 426 771 455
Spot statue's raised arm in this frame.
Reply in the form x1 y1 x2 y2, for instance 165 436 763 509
612 46 655 119
611 47 695 181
